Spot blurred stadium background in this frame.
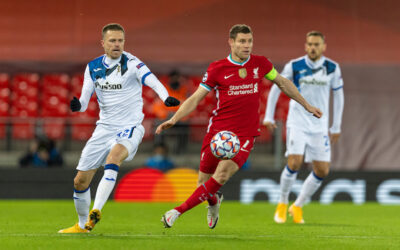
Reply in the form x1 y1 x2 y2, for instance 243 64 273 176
0 0 400 203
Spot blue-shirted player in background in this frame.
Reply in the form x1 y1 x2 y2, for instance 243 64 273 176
58 23 180 233
263 31 344 224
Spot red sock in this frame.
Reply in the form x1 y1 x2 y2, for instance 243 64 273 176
175 177 222 214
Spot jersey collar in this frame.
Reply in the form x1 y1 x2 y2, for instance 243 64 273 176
305 55 325 69
102 54 122 69
227 54 251 66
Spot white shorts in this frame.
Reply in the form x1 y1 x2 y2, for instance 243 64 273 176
285 127 331 163
77 123 145 171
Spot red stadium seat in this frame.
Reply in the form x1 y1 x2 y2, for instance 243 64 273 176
0 73 10 109
0 78 8 137
42 74 70 88
188 76 202 93
86 102 99 117
257 125 273 143
141 119 154 141
276 96 290 122
71 123 95 141
10 103 39 117
43 121 66 139
13 73 40 87
12 122 35 139
11 84 39 101
69 81 98 140
0 73 10 87
9 74 40 124
0 100 9 116
0 87 11 102
0 124 6 138
41 96 69 117
189 123 207 142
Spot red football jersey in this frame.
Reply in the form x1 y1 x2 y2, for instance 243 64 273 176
201 54 276 137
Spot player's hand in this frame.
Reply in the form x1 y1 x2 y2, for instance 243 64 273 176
306 105 323 118
263 121 277 132
155 119 176 134
70 96 81 112
330 133 341 144
164 96 180 107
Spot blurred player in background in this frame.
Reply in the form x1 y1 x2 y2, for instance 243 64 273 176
263 31 344 224
156 24 322 229
58 23 180 233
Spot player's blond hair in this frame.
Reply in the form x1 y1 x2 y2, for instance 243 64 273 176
102 23 125 39
306 31 325 42
229 24 252 40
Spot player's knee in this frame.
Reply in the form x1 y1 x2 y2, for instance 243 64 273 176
314 167 330 178
287 161 302 171
213 162 237 184
197 176 208 186
106 153 124 166
74 176 89 191
106 144 129 165
213 171 229 184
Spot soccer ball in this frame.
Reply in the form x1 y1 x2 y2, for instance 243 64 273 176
210 131 240 159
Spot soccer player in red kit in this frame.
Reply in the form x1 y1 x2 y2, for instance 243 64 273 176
156 24 322 229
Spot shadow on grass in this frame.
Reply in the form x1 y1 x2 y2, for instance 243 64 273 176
281 223 356 228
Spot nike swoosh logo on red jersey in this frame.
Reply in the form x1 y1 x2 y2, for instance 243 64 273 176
224 74 234 79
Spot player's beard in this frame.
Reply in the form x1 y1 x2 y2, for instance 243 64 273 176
237 51 250 61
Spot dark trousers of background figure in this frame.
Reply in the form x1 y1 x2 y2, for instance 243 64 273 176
154 120 189 154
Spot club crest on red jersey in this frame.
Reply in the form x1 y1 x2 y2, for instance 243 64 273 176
253 67 259 79
202 72 208 82
239 68 247 79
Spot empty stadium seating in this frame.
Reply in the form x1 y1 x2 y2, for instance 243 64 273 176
0 73 10 138
0 72 289 142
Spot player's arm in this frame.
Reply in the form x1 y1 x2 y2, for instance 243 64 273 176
156 86 208 134
134 57 180 106
70 66 94 112
330 66 344 144
144 73 180 107
272 73 322 118
263 61 292 131
330 87 344 144
263 84 281 132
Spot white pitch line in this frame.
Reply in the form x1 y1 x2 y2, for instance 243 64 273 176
0 234 398 240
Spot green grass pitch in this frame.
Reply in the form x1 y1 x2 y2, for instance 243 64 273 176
0 201 399 249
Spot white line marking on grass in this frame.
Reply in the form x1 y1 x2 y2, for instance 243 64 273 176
0 234 398 240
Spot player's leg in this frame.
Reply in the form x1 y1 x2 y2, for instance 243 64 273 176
84 144 128 231
291 132 331 223
294 160 329 207
204 136 253 229
161 135 252 228
196 138 223 228
198 133 221 206
59 125 112 233
274 155 303 223
197 171 219 204
171 163 229 216
281 155 303 203
197 170 224 228
92 144 128 212
88 125 144 231
58 169 97 233
162 160 238 228
74 170 97 227
275 127 306 223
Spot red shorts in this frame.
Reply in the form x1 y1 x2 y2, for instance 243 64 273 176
199 132 255 174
